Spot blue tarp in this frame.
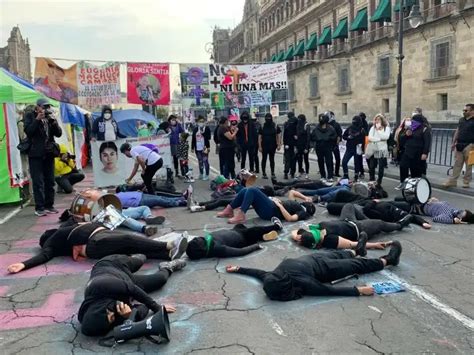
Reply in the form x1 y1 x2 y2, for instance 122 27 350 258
60 103 86 128
92 109 159 137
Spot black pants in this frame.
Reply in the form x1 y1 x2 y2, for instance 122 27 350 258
29 156 55 211
333 145 341 176
354 154 364 175
240 145 256 171
201 197 234 211
179 160 189 177
253 146 260 173
284 146 296 176
55 172 85 194
274 180 326 190
141 158 163 195
297 148 310 174
219 147 236 179
369 157 386 184
232 224 278 244
399 154 424 182
86 231 170 260
261 147 276 176
386 201 430 227
316 147 334 179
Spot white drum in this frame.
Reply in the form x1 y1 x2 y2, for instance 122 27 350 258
402 177 431 204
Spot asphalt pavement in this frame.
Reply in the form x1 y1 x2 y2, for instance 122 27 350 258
0 151 473 354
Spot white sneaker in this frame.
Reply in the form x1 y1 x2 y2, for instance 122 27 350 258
190 205 206 212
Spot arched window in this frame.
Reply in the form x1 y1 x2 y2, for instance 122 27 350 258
286 2 290 18
277 9 280 24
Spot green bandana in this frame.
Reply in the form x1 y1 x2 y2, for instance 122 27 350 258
308 224 322 248
204 234 213 256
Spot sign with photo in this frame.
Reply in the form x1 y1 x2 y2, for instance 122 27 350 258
126 63 170 105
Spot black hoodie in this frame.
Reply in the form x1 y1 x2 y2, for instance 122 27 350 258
311 124 337 149
283 114 298 146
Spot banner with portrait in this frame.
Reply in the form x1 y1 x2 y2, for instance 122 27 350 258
179 64 210 110
34 58 79 104
91 136 172 188
77 61 121 107
126 63 170 105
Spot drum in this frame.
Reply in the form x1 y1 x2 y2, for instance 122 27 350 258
238 169 257 187
71 189 122 222
402 177 431 204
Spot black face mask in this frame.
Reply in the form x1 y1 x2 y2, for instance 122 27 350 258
265 118 272 122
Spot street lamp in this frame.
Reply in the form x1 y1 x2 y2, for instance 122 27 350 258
395 0 424 126
205 42 216 63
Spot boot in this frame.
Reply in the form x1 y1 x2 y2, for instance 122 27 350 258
217 204 234 218
159 259 186 273
355 232 368 257
228 208 246 224
381 241 402 266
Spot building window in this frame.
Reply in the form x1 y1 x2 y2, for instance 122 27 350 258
378 56 391 86
431 37 453 79
338 66 350 93
382 98 390 113
309 74 319 98
342 103 348 115
289 81 295 101
438 93 448 111
313 106 318 117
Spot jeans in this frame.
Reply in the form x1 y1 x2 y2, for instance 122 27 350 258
261 147 276 175
315 147 333 179
29 156 55 211
55 172 85 193
142 158 163 195
196 150 210 176
298 185 350 202
121 206 152 232
342 148 363 178
140 193 185 208
230 187 277 220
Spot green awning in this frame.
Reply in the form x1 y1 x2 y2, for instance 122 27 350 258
394 0 416 12
283 45 294 61
292 40 305 57
318 27 332 45
332 18 348 39
350 8 368 31
371 0 392 23
270 54 277 62
276 50 285 62
304 33 318 51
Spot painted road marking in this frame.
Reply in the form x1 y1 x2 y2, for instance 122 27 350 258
268 318 287 336
0 205 23 225
382 270 474 331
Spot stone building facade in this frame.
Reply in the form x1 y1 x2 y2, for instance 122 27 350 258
214 0 474 124
0 26 32 82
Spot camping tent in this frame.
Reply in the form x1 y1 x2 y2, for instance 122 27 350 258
92 109 159 137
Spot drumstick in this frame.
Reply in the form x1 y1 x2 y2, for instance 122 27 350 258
330 274 359 285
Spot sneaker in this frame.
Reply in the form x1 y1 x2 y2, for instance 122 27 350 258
188 177 195 183
145 216 165 225
271 216 283 231
186 194 193 209
326 178 334 183
263 230 279 241
45 207 59 214
398 214 413 229
318 201 327 208
144 226 158 236
35 209 47 217
359 173 365 180
442 181 457 188
170 233 188 260
355 232 368 257
262 174 268 179
159 259 187 273
382 241 402 266
182 185 193 199
198 174 203 180
284 174 288 180
462 181 470 188
312 195 321 203
190 205 206 213
202 175 209 181
271 174 276 180
394 183 403 190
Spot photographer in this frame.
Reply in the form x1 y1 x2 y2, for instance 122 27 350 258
24 98 62 217
54 144 85 194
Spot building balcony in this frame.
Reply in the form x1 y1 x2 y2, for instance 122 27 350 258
423 3 458 23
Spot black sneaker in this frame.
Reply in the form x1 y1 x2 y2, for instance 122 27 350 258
271 174 276 180
159 259 187 273
45 207 59 214
398 214 413 229
145 216 165 225
262 174 268 179
355 232 368 257
382 241 402 266
144 226 158 236
284 174 288 180
271 217 283 231
170 232 188 260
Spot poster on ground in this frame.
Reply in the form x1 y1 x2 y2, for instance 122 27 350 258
77 61 121 107
179 64 210 109
127 63 170 105
91 136 171 188
34 58 78 104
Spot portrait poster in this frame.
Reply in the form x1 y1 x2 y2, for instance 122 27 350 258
91 136 171 188
77 61 121 107
270 104 280 118
127 63 170 105
34 57 78 104
179 64 210 109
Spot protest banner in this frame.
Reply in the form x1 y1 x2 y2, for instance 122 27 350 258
179 64 210 109
77 61 121 107
126 63 170 105
34 58 78 104
91 136 171 188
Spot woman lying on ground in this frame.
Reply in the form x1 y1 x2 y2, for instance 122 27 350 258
217 187 316 224
226 242 402 301
79 254 185 336
7 222 188 274
186 218 283 260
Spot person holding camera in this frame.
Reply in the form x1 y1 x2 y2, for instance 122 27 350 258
24 98 62 217
54 144 85 194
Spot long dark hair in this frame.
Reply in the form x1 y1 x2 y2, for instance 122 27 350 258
99 141 118 155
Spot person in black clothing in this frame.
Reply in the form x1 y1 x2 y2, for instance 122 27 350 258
327 111 342 177
259 113 281 179
24 98 63 217
251 116 261 174
398 114 431 184
296 114 311 177
226 242 403 301
217 117 238 179
236 112 258 172
213 124 223 174
342 115 365 180
283 112 298 179
311 113 337 181
6 223 189 274
362 200 431 229
186 218 283 260
356 112 369 179
78 254 185 336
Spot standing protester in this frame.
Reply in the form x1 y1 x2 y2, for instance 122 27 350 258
230 116 241 163
396 113 431 188
327 111 343 177
283 112 298 179
443 103 474 189
168 115 184 177
91 106 125 141
259 113 281 179
311 113 336 182
251 115 261 174
54 144 85 194
192 115 211 181
120 143 163 195
178 132 192 182
394 117 411 188
213 123 223 174
217 117 238 179
357 112 369 179
366 114 391 186
296 114 311 178
24 98 62 216
237 112 258 172
342 115 366 180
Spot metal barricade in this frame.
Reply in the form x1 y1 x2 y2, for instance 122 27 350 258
428 128 455 167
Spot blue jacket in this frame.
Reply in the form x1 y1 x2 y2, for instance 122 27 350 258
169 123 184 145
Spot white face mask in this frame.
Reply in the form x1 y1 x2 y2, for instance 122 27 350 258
104 113 112 120
375 123 382 129
198 122 205 128
405 120 411 127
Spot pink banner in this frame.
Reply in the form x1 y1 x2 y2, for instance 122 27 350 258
127 63 170 105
